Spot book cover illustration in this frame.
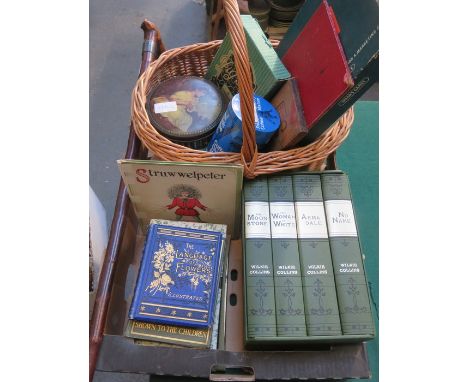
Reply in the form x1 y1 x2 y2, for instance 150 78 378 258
118 160 243 238
129 224 224 328
148 218 228 349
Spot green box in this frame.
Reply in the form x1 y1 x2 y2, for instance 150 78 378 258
205 15 290 100
242 171 375 349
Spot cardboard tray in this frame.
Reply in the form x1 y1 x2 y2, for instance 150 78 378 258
95 202 371 380
91 19 371 381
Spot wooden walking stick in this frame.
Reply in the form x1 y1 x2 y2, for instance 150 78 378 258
89 19 165 381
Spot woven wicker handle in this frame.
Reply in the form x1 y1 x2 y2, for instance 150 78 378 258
223 0 258 175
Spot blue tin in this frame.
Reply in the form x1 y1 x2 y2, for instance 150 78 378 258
207 93 280 153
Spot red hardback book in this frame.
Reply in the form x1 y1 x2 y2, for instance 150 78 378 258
281 1 354 131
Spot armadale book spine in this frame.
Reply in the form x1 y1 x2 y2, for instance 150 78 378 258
321 172 375 335
244 178 277 338
268 176 307 337
129 224 224 328
292 174 342 335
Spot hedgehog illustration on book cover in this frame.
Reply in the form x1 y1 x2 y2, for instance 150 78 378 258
166 184 208 222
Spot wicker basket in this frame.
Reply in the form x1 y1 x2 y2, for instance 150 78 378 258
131 0 354 178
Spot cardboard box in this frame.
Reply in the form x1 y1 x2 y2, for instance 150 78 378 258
95 203 371 380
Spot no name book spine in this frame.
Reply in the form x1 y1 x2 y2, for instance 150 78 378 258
321 172 375 335
292 174 342 335
268 176 307 337
244 178 277 338
129 224 224 329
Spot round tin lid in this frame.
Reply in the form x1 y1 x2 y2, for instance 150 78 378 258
146 76 225 140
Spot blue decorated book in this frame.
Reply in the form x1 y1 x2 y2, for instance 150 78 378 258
129 223 224 328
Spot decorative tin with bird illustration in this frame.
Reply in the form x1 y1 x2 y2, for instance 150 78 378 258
146 76 226 149
129 223 224 328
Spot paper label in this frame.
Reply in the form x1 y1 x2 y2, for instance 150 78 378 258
324 200 357 237
244 201 270 238
232 94 259 123
269 202 297 239
154 101 177 113
294 201 328 239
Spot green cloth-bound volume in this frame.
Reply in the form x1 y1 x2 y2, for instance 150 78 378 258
244 178 277 338
292 174 342 335
268 176 307 337
321 173 375 335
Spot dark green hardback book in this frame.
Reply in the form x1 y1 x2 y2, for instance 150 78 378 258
292 174 342 335
268 176 307 337
243 178 277 338
321 172 375 335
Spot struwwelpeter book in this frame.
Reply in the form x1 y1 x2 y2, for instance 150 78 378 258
129 223 224 328
118 160 243 238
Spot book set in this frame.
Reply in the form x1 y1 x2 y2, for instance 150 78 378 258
243 171 375 346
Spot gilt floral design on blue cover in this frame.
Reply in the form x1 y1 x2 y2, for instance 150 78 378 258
129 224 223 328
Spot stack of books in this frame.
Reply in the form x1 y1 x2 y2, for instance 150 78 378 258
277 0 379 144
126 220 229 349
243 171 375 345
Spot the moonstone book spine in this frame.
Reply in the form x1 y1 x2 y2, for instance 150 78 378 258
321 172 375 335
268 176 307 337
292 174 342 335
244 178 277 338
129 224 224 328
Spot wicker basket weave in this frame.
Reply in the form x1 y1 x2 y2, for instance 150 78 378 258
131 0 354 178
